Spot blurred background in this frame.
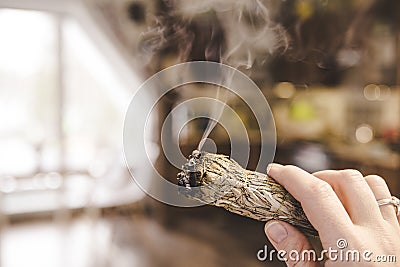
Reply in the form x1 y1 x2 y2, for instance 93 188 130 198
0 0 399 266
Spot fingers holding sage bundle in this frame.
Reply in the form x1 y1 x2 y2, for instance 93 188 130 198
312 170 400 226
267 164 400 266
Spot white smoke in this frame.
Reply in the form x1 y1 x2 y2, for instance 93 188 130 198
139 0 288 69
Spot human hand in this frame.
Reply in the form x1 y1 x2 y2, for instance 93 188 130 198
264 164 400 266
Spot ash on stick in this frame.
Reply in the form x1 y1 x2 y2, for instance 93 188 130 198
177 150 317 236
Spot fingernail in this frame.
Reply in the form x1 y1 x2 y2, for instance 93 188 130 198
267 163 283 175
265 222 288 244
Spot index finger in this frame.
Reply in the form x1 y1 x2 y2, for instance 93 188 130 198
267 163 353 237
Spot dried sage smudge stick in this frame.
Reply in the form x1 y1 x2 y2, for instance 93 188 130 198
177 150 317 236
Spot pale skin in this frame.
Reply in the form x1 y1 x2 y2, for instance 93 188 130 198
265 164 400 267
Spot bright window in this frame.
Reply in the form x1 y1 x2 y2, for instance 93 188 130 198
0 8 143 213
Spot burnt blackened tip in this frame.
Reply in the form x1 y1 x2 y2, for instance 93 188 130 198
191 150 202 159
177 172 184 180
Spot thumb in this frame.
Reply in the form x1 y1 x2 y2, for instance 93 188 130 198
265 221 319 267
